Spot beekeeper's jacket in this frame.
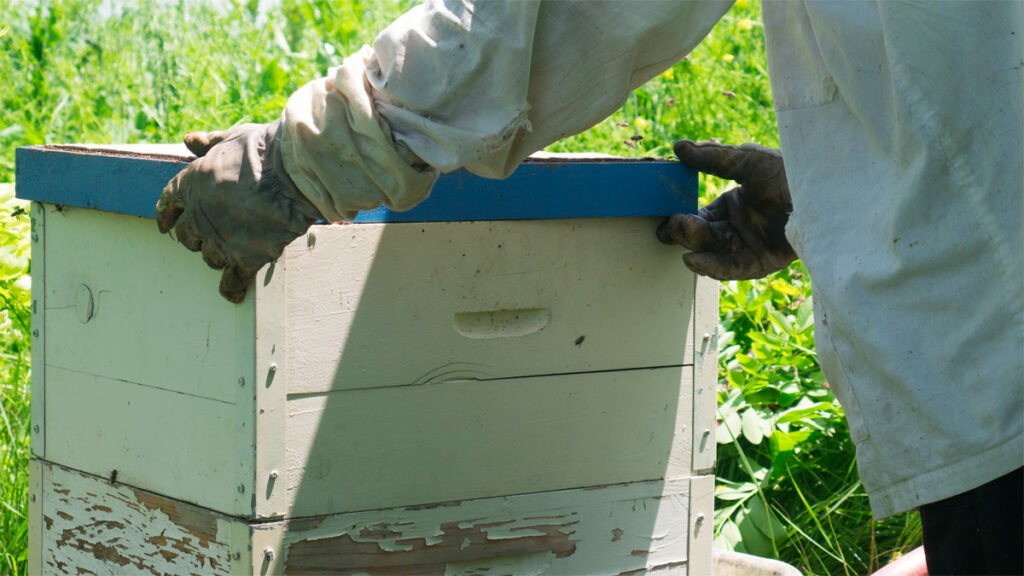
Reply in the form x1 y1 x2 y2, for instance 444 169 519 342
279 0 1024 519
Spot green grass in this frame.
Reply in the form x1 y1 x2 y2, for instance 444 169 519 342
0 184 31 576
0 1 921 574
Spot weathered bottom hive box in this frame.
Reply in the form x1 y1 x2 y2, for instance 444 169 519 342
18 145 718 575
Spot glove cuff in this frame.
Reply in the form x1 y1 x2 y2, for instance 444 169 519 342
263 120 325 228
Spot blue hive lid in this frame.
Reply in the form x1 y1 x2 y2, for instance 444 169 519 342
15 145 696 222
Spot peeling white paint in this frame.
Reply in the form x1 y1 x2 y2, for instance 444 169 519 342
38 462 236 576
279 478 699 575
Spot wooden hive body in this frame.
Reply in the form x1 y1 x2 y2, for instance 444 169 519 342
17 145 718 575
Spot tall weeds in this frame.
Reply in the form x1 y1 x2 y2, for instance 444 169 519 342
0 184 31 575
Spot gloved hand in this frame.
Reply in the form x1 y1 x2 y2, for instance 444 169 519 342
156 120 323 303
657 140 797 280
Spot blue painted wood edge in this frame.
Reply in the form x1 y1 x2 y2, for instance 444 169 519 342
15 146 697 222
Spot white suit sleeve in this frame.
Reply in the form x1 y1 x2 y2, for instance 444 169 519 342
280 0 732 221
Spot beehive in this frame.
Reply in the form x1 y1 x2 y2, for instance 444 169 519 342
17 145 718 575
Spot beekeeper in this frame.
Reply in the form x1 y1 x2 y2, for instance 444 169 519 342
156 2 1023 573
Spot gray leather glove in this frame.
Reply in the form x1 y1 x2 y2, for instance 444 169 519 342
657 140 797 280
156 120 323 303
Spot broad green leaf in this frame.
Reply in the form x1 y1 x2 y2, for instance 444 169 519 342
777 381 803 407
747 494 789 543
767 307 795 335
795 296 815 330
720 344 741 361
719 409 742 445
715 483 756 502
776 401 835 425
770 429 813 456
715 519 743 551
735 506 773 556
741 408 766 445
718 330 736 349
743 388 779 407
736 352 761 373
748 330 783 349
770 278 801 297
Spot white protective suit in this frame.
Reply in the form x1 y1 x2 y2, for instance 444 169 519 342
280 0 1024 519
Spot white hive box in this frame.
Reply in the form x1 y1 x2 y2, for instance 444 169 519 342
17 145 718 575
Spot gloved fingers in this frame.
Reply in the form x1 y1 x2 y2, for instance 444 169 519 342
690 187 771 255
717 188 771 254
683 249 795 281
695 188 734 222
682 250 766 281
184 130 231 157
657 213 708 248
156 170 188 234
158 120 315 304
219 265 256 304
674 140 778 184
200 242 228 270
657 213 738 253
174 213 205 252
185 123 266 157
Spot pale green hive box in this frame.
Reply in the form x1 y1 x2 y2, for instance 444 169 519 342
17 144 718 575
